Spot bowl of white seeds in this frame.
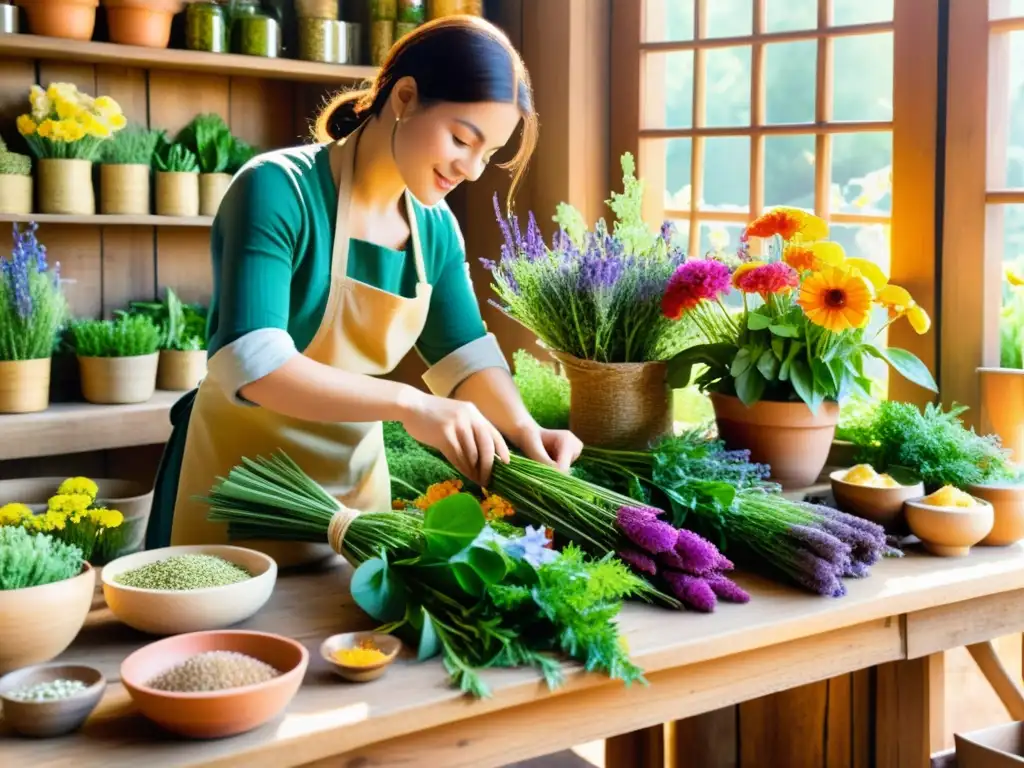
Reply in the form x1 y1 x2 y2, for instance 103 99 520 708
101 544 277 635
0 662 106 737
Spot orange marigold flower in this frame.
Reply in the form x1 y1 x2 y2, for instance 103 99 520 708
414 479 464 510
783 245 819 272
798 266 873 333
743 207 829 243
480 490 514 521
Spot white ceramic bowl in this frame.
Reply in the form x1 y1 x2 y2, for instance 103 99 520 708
101 545 277 635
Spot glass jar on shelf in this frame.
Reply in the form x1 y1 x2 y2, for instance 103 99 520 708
186 2 229 53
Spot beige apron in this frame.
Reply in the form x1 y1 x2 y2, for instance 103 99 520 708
169 123 433 566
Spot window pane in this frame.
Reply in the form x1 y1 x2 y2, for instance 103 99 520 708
705 0 752 39
766 0 817 33
832 33 893 122
994 205 1024 368
705 46 752 128
765 41 816 124
764 135 816 210
832 131 893 215
997 204 1024 264
644 0 694 42
991 0 1024 20
699 220 745 259
644 52 694 129
702 137 750 212
832 0 893 26
992 31 1024 188
830 222 891 271
659 138 693 211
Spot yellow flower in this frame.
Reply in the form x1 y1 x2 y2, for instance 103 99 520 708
57 476 99 501
798 266 873 333
783 241 846 272
59 118 86 141
80 113 110 138
906 304 931 334
0 503 33 526
107 112 127 131
87 507 124 529
93 95 123 116
28 84 51 121
24 511 67 533
876 284 931 334
1006 265 1024 288
54 96 83 121
840 257 887 292
16 114 37 136
414 479 464 510
480 490 514 521
48 493 92 516
730 260 764 288
36 119 58 140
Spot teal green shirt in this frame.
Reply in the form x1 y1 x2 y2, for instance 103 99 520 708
207 143 487 365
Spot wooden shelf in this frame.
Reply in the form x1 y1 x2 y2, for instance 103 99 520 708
0 391 180 461
0 34 378 85
0 213 213 227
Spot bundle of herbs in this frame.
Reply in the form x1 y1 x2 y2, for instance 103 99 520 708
199 450 646 698
837 400 1017 490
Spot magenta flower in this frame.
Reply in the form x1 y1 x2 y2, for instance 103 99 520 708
670 529 722 574
705 574 751 603
618 549 658 576
616 510 678 554
662 258 732 319
733 261 799 298
663 571 717 612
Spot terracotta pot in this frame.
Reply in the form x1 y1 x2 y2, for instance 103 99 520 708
0 173 32 215
978 367 1024 463
711 393 839 489
199 172 231 216
37 158 95 215
102 0 183 47
77 352 159 404
100 163 150 215
155 171 199 217
0 357 51 414
157 348 206 391
968 482 1024 546
16 0 98 39
0 563 96 675
551 350 673 449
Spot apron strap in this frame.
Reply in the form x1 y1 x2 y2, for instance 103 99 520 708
405 191 428 286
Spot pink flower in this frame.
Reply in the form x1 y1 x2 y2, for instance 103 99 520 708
733 261 799 298
662 259 732 319
618 549 658 576
663 571 718 612
616 507 678 554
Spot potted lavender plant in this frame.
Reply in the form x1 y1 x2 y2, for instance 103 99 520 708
0 223 68 414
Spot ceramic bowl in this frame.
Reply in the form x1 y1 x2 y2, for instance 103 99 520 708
120 629 308 739
320 632 401 683
904 496 995 557
0 663 106 737
0 562 96 675
830 469 925 533
101 545 277 635
967 482 1024 546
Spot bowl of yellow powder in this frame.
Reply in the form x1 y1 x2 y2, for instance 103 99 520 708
829 464 925 534
101 545 277 635
320 631 402 683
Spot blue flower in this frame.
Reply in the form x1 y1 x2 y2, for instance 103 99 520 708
503 525 560 568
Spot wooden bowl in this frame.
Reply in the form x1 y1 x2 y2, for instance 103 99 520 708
829 469 925 533
120 630 308 739
320 632 401 683
101 545 276 635
0 562 96 675
967 482 1024 546
0 663 106 737
904 496 995 557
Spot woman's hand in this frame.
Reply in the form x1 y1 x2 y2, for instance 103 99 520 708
511 423 584 473
400 391 510 486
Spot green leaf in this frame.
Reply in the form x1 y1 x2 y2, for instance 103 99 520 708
747 312 772 331
417 607 441 661
811 358 837 395
734 367 766 405
350 558 407 622
790 358 816 411
769 324 800 338
450 545 510 597
422 493 485 558
756 349 780 381
771 337 786 360
731 347 755 378
666 343 735 388
866 345 938 393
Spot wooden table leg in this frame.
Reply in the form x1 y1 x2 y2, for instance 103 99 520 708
605 725 665 768
967 640 1024 720
875 653 946 768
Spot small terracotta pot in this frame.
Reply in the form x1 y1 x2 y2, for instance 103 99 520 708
978 367 1024 463
968 482 1024 546
100 163 151 215
0 357 51 414
0 173 32 215
102 0 183 47
156 171 199 217
38 158 95 215
904 496 994 557
199 172 231 216
711 393 839 489
77 352 159 404
16 0 98 39
157 348 206 391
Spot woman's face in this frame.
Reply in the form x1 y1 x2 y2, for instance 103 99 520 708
391 85 524 206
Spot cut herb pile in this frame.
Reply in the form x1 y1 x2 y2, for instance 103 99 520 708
114 554 251 591
199 451 645 698
837 400 1018 490
511 349 570 430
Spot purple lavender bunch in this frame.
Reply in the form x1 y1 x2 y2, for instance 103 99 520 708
0 223 67 362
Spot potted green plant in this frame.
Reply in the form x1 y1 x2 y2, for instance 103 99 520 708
117 288 209 390
98 124 161 216
0 137 32 215
175 113 255 216
101 0 185 48
14 0 98 40
69 314 161 404
0 223 68 414
153 137 200 217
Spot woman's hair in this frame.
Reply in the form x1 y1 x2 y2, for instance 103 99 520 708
313 15 537 207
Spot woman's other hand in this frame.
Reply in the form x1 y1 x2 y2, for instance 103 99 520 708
510 424 583 473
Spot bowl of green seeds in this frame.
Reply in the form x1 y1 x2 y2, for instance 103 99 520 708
101 545 277 635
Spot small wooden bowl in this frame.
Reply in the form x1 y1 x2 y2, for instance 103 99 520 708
120 629 308 739
101 544 277 635
904 496 995 557
830 469 925 533
0 663 106 737
320 632 401 683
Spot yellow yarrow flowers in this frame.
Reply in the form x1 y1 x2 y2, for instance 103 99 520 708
17 82 126 161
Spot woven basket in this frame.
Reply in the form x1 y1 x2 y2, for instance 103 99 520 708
100 163 150 215
156 171 199 217
38 158 94 215
550 350 674 449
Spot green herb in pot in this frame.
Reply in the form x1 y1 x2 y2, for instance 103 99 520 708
70 314 162 358
0 527 83 591
116 287 209 352
175 114 232 175
0 136 31 177
153 141 199 174
99 125 162 166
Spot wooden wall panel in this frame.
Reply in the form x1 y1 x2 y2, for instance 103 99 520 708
0 57 34 151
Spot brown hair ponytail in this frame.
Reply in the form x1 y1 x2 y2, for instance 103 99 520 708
313 15 537 207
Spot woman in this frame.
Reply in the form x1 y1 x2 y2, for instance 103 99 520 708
145 16 583 559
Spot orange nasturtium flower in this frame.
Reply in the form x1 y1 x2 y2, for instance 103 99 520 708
798 266 873 333
743 207 829 243
414 479 464 510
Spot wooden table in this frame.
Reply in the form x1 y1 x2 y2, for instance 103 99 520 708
7 544 1024 768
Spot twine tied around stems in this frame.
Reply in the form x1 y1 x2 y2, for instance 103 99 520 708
327 505 361 554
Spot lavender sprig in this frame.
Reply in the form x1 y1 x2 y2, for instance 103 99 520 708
0 223 68 362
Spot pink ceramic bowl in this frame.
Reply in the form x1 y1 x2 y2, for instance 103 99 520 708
120 629 309 739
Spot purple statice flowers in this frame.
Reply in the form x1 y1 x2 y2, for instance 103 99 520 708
616 505 750 612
